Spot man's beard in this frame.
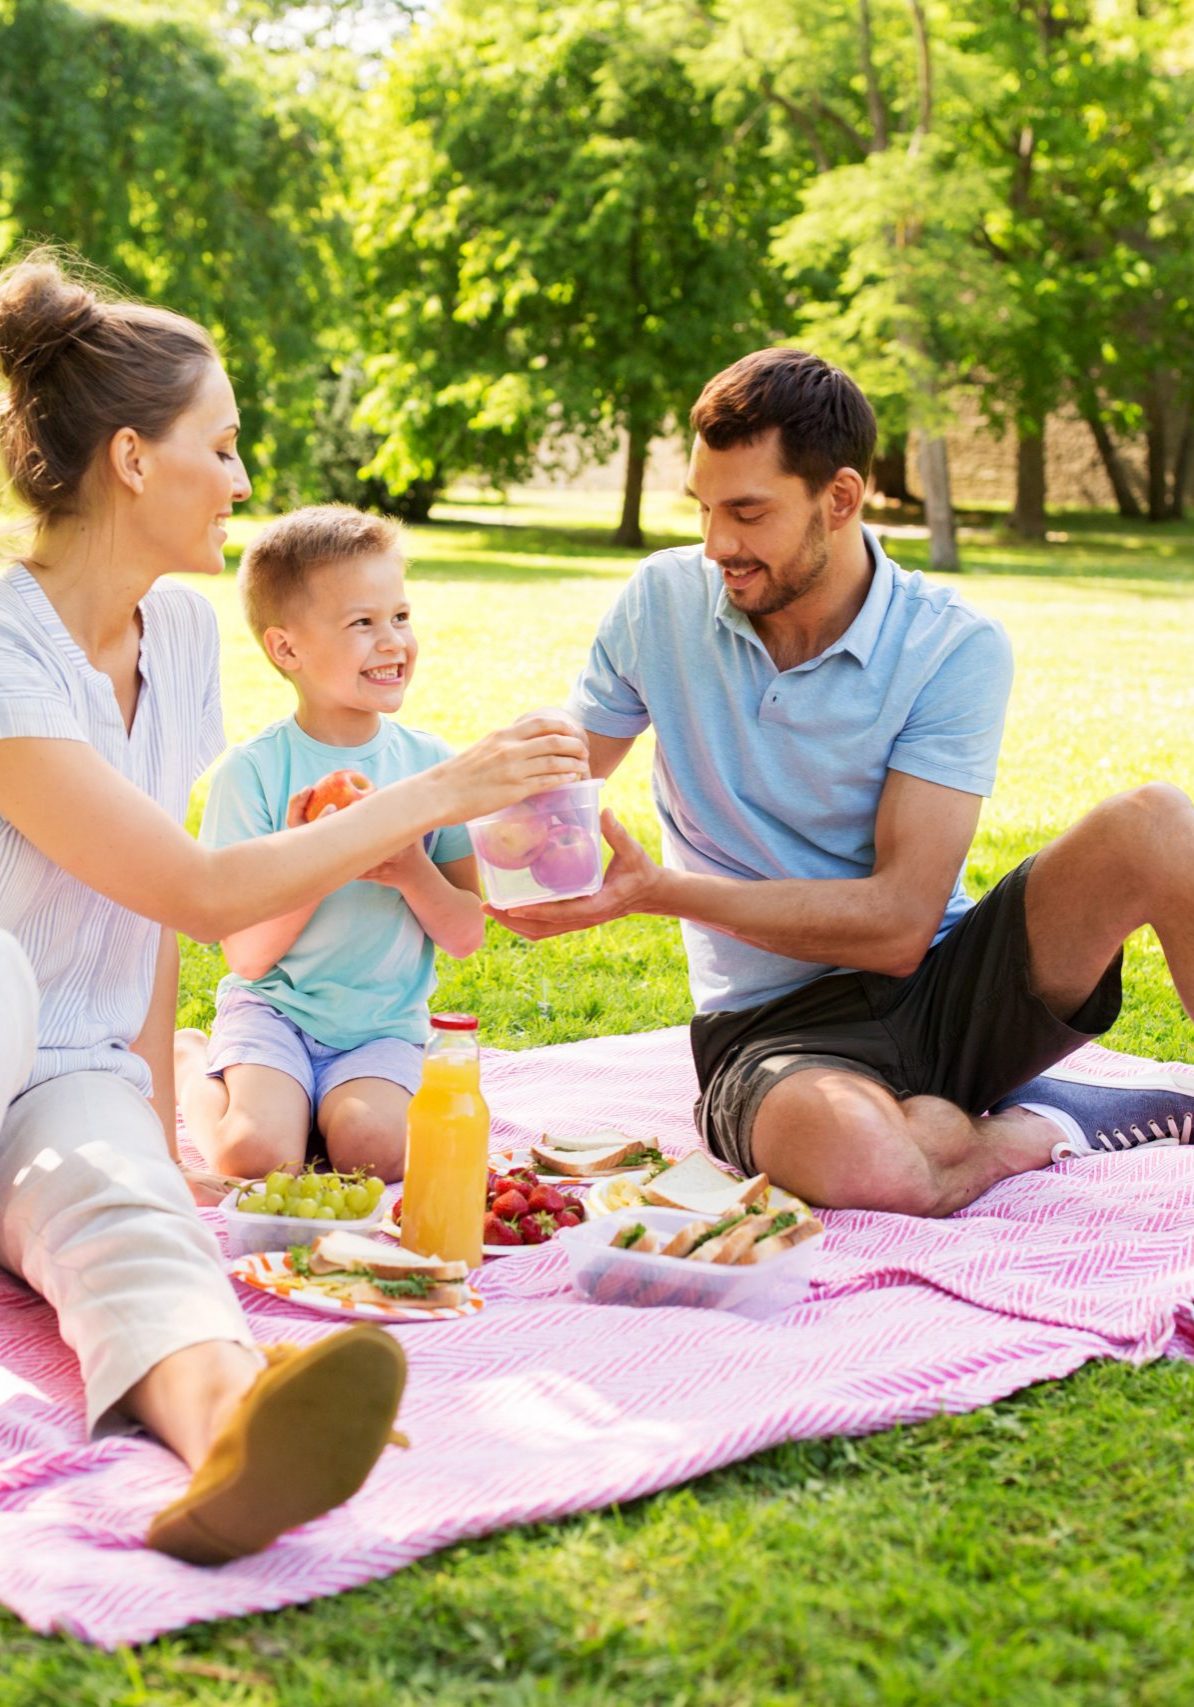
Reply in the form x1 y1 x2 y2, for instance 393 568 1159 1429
720 508 831 618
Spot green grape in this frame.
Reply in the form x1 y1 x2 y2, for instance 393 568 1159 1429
297 1175 322 1200
283 1175 305 1198
315 1203 337 1220
365 1176 385 1204
265 1171 292 1198
238 1193 270 1216
344 1183 371 1216
263 1193 287 1215
323 1187 345 1213
335 1205 359 1220
294 1198 319 1219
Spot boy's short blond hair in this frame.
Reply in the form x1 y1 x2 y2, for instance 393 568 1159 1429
238 504 404 644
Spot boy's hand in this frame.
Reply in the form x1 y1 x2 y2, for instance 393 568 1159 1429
360 842 428 889
285 787 336 828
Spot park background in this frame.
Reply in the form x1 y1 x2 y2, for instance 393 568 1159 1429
3 1 1194 1701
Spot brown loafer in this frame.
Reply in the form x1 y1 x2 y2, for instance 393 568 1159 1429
146 1326 407 1566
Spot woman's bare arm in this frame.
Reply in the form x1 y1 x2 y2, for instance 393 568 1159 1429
0 717 585 943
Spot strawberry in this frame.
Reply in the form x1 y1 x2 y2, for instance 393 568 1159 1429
517 1210 559 1245
491 1188 530 1219
484 1213 523 1247
554 1209 582 1230
495 1175 533 1198
527 1183 567 1214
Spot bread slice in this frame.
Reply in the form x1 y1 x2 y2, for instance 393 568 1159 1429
308 1230 467 1283
689 1214 764 1266
660 1219 714 1259
610 1222 658 1253
530 1136 656 1176
641 1150 769 1216
745 1210 824 1264
536 1128 630 1153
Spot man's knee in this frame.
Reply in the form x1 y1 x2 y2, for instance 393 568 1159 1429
750 1074 943 1215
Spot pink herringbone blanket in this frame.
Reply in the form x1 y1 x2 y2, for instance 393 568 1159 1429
3 1028 1194 1647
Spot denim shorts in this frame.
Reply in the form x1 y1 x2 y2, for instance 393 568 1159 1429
207 989 424 1112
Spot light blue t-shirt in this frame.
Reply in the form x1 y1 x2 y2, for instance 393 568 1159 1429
200 716 472 1050
569 528 1014 1015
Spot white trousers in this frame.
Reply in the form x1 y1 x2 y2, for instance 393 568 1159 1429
0 931 255 1435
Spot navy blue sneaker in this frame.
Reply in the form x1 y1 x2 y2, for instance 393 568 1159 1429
990 1065 1194 1160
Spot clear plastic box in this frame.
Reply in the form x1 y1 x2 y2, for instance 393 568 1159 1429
468 779 604 908
219 1186 385 1258
557 1206 823 1319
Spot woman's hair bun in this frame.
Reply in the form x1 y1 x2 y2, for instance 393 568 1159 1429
0 253 102 388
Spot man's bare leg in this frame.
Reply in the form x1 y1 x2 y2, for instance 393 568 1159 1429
750 1066 1056 1216
1023 783 1194 1020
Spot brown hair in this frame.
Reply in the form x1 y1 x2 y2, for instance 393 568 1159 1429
0 247 218 521
238 504 404 644
690 348 877 491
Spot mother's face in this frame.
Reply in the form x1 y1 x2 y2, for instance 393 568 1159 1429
136 361 251 576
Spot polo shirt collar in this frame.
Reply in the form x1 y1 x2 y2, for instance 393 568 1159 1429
712 524 893 670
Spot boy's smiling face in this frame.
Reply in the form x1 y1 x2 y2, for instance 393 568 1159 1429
266 550 418 740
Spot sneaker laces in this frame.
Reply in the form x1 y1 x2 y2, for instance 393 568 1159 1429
1091 1111 1194 1153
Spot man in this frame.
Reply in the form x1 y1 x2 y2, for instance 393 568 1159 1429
495 348 1194 1215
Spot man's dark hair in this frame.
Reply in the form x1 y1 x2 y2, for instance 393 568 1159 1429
689 348 877 491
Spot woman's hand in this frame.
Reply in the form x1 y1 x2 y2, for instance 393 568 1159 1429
439 714 589 822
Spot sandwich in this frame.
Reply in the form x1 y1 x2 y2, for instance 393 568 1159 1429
640 1150 769 1217
530 1131 662 1177
621 1204 824 1268
291 1231 470 1310
610 1222 658 1253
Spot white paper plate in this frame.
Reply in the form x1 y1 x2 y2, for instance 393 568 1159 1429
229 1250 483 1321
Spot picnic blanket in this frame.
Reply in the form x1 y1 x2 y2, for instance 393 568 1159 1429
3 1026 1194 1648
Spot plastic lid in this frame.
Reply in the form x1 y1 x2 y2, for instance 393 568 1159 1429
429 1012 479 1031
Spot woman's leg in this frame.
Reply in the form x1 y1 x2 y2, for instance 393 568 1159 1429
0 931 38 1118
0 1066 405 1562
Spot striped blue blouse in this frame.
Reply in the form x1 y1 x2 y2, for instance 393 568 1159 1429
0 565 223 1097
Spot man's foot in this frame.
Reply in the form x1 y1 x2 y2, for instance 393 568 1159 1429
146 1326 406 1566
990 1065 1194 1161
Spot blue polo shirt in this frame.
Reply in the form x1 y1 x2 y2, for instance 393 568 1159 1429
569 528 1014 1014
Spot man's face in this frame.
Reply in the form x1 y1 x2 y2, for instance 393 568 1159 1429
685 428 831 619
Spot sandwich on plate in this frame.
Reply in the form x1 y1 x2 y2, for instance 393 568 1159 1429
639 1150 769 1217
530 1129 663 1177
289 1230 470 1310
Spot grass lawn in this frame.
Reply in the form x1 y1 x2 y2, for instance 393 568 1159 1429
4 493 1194 1703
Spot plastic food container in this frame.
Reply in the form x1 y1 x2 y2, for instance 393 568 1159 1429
219 1186 385 1258
468 779 604 908
557 1206 823 1319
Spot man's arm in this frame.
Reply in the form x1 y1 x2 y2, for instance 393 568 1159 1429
130 928 181 1154
586 731 636 781
492 769 982 978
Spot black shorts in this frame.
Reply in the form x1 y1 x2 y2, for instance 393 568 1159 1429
691 856 1123 1177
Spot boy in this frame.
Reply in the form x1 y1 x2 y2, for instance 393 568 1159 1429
176 505 484 1182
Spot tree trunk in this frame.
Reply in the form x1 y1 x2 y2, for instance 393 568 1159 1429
1082 404 1143 518
871 437 913 504
1011 426 1047 538
613 422 649 548
1145 388 1169 522
1169 398 1192 520
918 435 959 571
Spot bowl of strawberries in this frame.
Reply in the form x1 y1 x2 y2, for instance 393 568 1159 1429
483 1163 586 1253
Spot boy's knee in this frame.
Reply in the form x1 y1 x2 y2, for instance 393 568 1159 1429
323 1102 407 1181
210 1113 303 1181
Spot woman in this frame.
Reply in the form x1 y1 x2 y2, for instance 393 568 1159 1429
0 251 584 1565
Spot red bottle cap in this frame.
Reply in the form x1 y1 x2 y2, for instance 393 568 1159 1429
429 1012 479 1031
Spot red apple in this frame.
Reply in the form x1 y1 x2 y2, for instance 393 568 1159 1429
529 823 601 893
304 769 375 822
472 803 551 870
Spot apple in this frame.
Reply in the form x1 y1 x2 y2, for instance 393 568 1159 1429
529 823 601 894
304 769 375 822
472 803 551 870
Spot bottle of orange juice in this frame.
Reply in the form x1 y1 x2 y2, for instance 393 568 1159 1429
401 1013 490 1268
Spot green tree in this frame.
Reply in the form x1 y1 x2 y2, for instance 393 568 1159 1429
352 0 784 546
0 0 348 503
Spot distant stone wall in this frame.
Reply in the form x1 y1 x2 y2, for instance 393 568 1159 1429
528 400 1150 512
